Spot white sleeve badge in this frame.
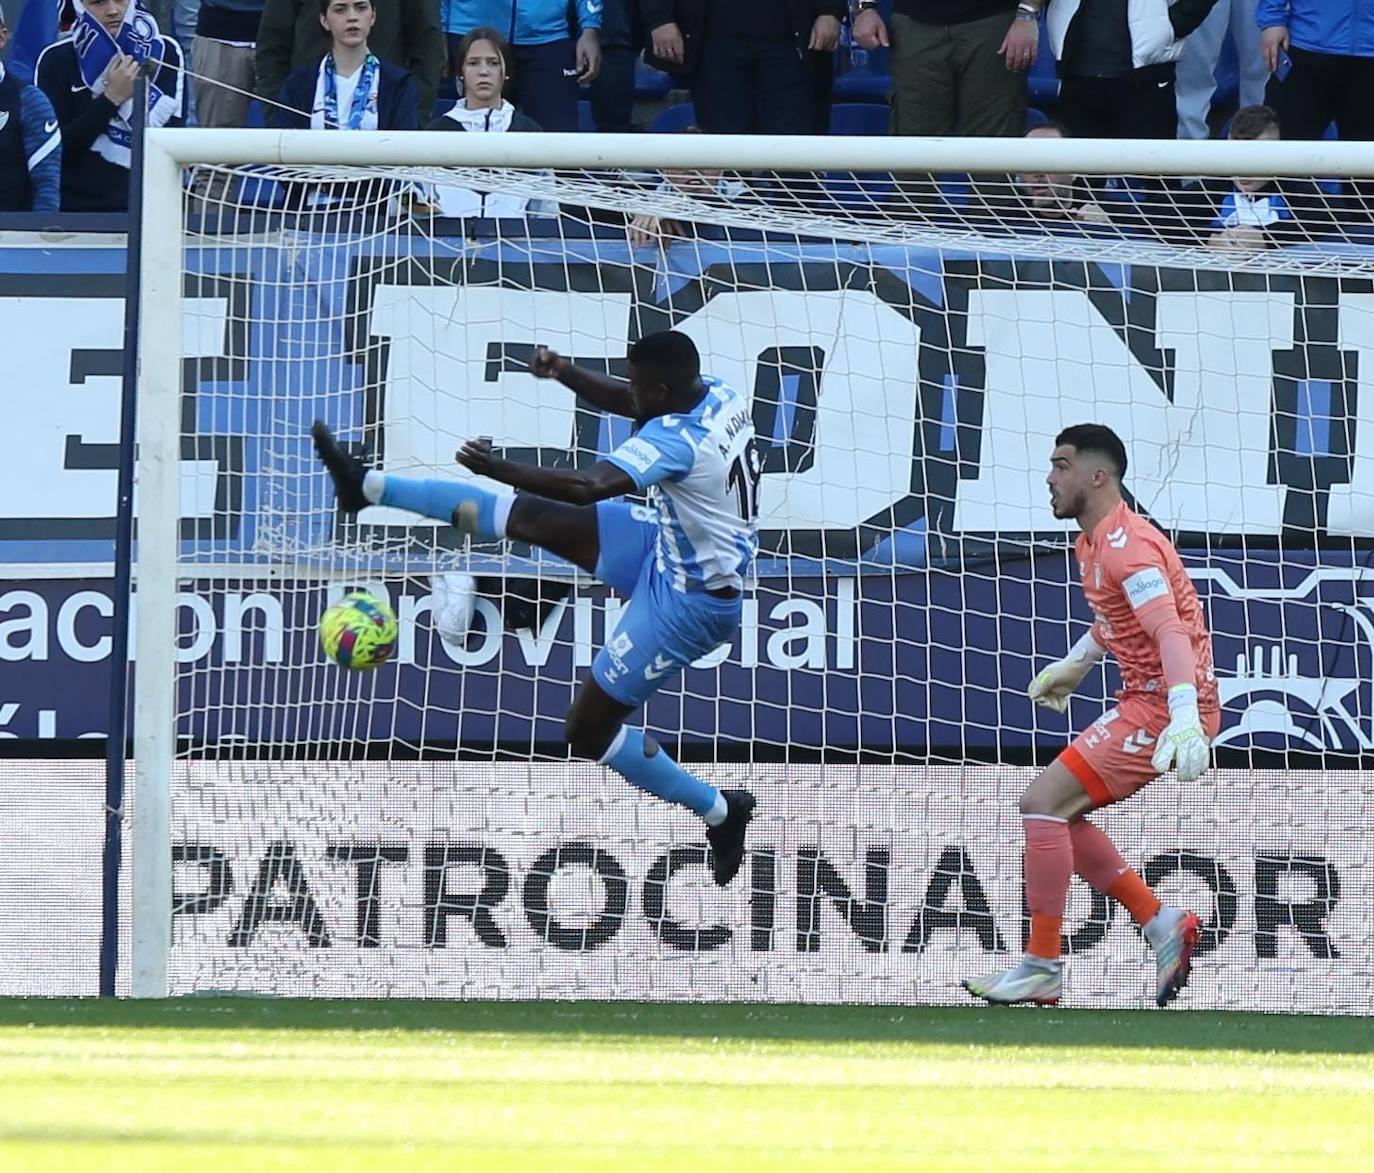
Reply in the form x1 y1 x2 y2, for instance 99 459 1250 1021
1122 566 1170 611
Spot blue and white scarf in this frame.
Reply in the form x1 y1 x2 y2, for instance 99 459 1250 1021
311 53 380 130
71 3 180 169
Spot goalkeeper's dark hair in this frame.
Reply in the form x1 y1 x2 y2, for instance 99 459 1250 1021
628 330 701 389
1056 423 1128 479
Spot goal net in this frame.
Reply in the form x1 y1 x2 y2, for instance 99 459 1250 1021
131 130 1374 1010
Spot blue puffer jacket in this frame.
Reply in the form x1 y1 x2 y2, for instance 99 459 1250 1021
441 0 603 44
1256 0 1374 57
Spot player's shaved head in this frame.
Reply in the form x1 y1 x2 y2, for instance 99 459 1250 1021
1054 423 1127 480
626 331 704 421
629 331 701 388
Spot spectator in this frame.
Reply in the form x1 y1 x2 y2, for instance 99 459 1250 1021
274 0 418 127
193 0 263 129
426 26 554 216
1047 0 1220 140
1200 103 1338 250
641 0 844 135
627 127 747 246
852 0 1034 138
36 0 183 213
1176 0 1266 139
440 1 601 133
0 3 62 213
256 0 442 122
1259 0 1374 146
1014 121 1111 225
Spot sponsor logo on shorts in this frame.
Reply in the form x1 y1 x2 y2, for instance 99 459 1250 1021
1123 566 1169 610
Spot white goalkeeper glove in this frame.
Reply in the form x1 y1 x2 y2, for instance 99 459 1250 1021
1028 630 1105 714
1151 683 1210 783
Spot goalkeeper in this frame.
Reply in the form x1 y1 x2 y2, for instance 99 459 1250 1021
312 330 760 886
963 424 1220 1008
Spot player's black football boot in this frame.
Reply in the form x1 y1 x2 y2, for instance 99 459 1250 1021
311 420 370 515
706 789 756 886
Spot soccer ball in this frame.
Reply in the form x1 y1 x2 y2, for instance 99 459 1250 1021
319 591 398 670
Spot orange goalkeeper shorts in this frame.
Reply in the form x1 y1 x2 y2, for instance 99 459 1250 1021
1058 694 1222 807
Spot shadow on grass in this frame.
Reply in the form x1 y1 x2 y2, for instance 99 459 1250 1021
0 998 1371 1054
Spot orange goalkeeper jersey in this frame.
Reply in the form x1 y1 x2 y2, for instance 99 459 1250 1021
1075 500 1219 713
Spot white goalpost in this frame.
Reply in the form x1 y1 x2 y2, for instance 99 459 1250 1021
128 129 1374 1006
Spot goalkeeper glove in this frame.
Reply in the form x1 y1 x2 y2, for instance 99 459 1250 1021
1151 683 1210 783
1028 630 1105 714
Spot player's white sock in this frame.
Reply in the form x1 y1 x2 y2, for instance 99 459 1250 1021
1021 954 1061 973
491 494 514 539
362 470 386 504
703 791 728 827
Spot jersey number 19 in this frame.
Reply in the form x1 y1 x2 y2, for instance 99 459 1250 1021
728 440 763 524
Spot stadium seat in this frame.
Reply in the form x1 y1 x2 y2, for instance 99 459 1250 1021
431 98 456 120
651 101 698 134
1026 106 1050 131
578 99 596 133
1212 35 1240 112
634 62 673 101
827 102 889 136
833 49 891 102
245 100 266 129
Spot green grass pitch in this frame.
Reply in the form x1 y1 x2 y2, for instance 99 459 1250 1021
1 999 1372 1172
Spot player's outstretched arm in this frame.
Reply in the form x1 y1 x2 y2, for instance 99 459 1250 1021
1027 627 1106 714
457 438 635 506
531 346 637 418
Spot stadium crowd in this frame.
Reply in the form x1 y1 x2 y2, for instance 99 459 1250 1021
0 0 1370 246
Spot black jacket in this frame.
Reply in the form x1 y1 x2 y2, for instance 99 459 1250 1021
35 36 184 213
255 0 444 123
638 0 846 76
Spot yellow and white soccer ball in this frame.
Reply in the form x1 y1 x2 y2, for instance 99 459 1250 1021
319 591 398 670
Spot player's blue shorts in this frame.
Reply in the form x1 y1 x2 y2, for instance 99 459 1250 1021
590 501 743 707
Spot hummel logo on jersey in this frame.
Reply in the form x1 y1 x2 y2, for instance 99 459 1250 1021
0 112 7 131
44 119 59 133
1107 526 1128 549
644 654 675 680
1121 730 1156 754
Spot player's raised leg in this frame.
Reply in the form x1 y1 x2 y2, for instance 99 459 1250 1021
311 420 603 573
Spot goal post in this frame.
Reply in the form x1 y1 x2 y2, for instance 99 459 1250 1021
127 128 1374 1005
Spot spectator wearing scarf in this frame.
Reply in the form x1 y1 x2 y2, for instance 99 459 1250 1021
34 0 183 211
274 0 418 128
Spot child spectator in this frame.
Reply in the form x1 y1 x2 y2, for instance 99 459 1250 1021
256 0 442 122
0 2 62 213
439 1 601 133
1203 104 1338 252
274 0 419 129
426 26 554 217
35 0 183 213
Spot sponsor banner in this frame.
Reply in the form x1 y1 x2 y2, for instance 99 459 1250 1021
2 548 1372 752
2 236 1374 573
2 760 1370 1011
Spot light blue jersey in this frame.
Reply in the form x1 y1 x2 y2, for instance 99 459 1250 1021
605 376 760 593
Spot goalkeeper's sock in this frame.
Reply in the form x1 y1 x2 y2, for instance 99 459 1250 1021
1070 819 1162 926
363 473 508 539
600 726 722 820
1024 815 1073 961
